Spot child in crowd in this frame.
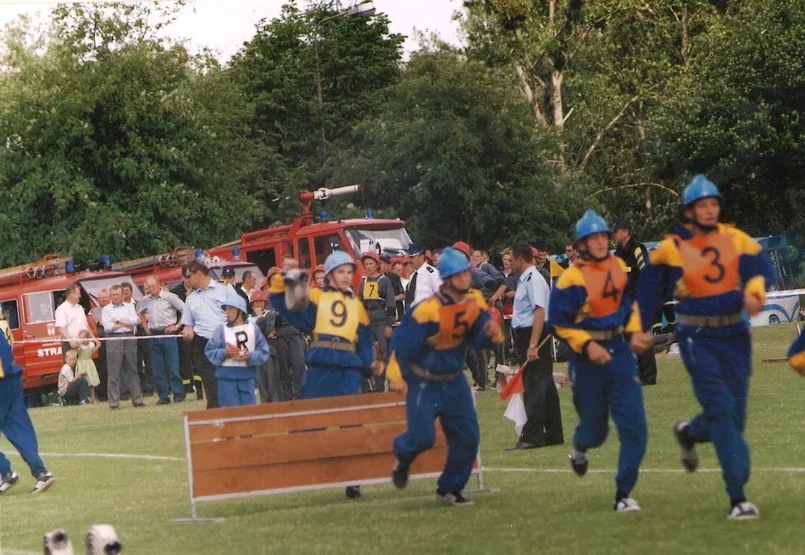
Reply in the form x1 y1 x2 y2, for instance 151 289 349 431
205 294 270 407
77 330 101 403
58 350 90 406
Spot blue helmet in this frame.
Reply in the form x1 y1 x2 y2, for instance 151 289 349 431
574 210 612 243
681 174 723 209
437 247 472 279
221 293 247 314
324 250 356 275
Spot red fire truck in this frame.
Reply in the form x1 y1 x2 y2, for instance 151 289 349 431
207 185 413 282
0 255 143 393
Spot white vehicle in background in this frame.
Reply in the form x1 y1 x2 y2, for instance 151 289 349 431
752 290 805 327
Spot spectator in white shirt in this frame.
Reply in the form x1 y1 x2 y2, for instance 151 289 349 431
102 285 144 410
55 283 90 362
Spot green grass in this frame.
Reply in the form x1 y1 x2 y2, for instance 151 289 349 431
3 325 805 554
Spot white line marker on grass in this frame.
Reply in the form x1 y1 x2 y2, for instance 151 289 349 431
5 452 183 462
485 466 805 474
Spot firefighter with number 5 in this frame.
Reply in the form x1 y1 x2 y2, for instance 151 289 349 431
268 250 384 499
385 247 503 506
632 174 772 521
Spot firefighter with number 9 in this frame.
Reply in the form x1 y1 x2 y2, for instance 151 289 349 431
632 174 772 521
385 247 504 506
268 250 384 499
550 210 647 513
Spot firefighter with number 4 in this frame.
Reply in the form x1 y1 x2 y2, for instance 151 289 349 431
386 247 504 507
268 250 384 499
550 210 647 513
632 174 771 521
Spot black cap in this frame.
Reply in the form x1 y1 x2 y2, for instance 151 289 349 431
407 244 426 256
612 219 632 231
221 266 236 278
379 254 392 263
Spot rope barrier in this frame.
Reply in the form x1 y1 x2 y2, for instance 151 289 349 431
13 333 186 345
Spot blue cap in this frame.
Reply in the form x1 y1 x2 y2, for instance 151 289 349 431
324 250 356 275
574 210 612 243
681 174 723 209
407 244 426 256
221 293 247 314
437 247 472 279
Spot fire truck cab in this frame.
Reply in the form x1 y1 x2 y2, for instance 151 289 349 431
208 185 413 281
0 256 142 393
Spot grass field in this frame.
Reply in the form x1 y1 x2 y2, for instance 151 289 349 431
3 325 805 554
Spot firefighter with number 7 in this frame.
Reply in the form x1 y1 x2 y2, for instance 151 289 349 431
268 250 384 499
632 174 772 521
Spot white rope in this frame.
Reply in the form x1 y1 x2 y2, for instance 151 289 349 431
12 333 184 345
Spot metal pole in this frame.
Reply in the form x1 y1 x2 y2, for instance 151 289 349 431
314 35 326 145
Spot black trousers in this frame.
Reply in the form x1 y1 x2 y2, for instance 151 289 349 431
177 336 199 396
63 376 90 405
514 327 563 446
467 348 488 388
192 335 218 409
275 332 306 401
637 349 658 385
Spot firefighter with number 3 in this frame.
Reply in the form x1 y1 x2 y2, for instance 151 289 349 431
268 250 384 499
632 174 772 521
386 247 503 507
550 210 648 513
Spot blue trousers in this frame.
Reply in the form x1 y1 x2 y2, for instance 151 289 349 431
218 377 257 408
302 366 364 399
393 375 480 493
679 329 751 501
0 374 47 478
570 339 647 495
149 337 184 401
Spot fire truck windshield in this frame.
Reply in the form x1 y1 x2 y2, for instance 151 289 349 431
80 275 144 304
344 228 412 257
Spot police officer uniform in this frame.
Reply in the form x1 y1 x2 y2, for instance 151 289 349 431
405 245 442 311
613 219 658 386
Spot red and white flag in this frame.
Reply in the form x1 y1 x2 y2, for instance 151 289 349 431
498 363 527 436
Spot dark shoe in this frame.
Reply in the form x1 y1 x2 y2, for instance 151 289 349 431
345 486 364 499
673 421 698 472
30 472 55 494
569 447 589 477
392 460 410 490
728 501 759 520
0 471 19 493
110 406 120 411
474 385 486 392
435 489 474 506
156 399 171 406
505 442 538 451
133 402 146 408
174 398 185 403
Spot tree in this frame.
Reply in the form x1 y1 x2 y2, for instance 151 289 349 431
228 2 404 225
650 0 805 238
0 3 259 265
328 46 580 252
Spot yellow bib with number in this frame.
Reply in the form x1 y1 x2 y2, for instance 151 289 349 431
362 278 382 301
314 291 361 343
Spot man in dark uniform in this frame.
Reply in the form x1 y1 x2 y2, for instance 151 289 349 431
382 254 406 322
172 268 199 397
613 219 657 385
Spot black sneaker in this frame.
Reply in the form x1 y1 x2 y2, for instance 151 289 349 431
0 471 19 494
392 460 410 490
156 399 171 406
673 421 699 472
435 489 474 506
569 448 589 477
474 385 486 392
728 501 759 520
30 472 55 494
345 486 364 499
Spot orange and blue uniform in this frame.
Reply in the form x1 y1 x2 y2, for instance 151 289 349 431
550 254 647 498
269 278 375 399
0 326 49 483
636 222 771 502
387 288 503 494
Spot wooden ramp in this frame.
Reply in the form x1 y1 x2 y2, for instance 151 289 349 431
175 392 485 522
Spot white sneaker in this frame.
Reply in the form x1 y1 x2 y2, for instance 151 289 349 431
30 472 55 494
0 471 19 493
728 502 759 520
614 498 641 512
